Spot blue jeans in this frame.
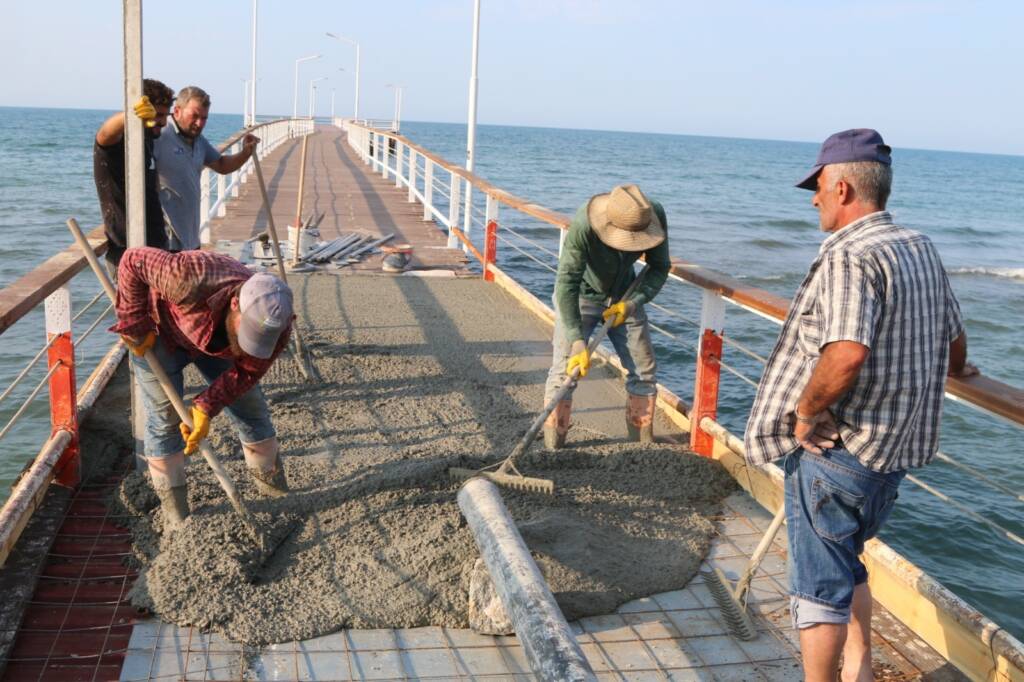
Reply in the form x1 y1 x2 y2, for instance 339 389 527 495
784 447 905 628
545 296 657 403
131 341 275 458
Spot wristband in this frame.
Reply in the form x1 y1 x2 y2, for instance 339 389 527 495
794 410 817 425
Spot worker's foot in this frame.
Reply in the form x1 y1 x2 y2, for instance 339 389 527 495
248 454 289 497
543 399 572 451
156 485 190 530
626 394 656 444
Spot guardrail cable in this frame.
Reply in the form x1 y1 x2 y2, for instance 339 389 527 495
71 291 105 324
0 362 61 444
717 358 761 390
0 337 60 409
934 450 1024 503
646 301 701 329
495 234 558 275
72 303 115 349
719 333 769 365
905 474 1024 548
500 224 561 263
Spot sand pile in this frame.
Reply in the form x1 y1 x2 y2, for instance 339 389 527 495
113 274 736 645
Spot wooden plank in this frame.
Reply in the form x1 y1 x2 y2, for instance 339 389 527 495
0 226 107 335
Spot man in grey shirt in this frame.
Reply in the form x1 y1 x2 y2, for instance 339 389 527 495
153 86 259 250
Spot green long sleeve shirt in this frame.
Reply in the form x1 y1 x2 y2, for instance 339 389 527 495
554 201 671 343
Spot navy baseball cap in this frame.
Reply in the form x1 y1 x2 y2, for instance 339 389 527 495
796 129 892 190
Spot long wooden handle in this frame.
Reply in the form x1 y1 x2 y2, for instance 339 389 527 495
65 218 252 520
251 155 289 284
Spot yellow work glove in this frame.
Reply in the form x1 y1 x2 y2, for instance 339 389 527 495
566 340 590 378
121 330 156 357
601 300 635 328
179 406 211 456
133 96 157 128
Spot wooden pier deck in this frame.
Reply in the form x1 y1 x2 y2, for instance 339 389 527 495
207 127 470 273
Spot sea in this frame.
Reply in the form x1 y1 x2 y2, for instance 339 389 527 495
1 107 1021 639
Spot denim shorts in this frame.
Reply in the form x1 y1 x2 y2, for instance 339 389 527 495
131 341 275 458
783 447 905 628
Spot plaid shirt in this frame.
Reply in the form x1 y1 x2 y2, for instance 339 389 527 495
110 247 290 417
744 212 964 472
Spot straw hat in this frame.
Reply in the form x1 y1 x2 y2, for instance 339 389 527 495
587 184 665 252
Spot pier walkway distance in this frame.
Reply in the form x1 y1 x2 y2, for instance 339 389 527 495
0 127 958 681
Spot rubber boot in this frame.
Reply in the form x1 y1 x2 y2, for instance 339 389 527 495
147 452 189 530
626 394 657 444
242 436 289 497
542 400 572 450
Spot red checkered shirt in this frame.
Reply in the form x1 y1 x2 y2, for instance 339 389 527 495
110 247 291 417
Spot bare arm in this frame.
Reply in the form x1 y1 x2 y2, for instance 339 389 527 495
207 133 259 174
793 340 869 453
95 112 127 146
948 332 978 377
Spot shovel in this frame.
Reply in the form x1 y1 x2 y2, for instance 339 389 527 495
66 218 293 560
450 265 651 495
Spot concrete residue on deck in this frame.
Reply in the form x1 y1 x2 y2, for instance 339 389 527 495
115 274 735 646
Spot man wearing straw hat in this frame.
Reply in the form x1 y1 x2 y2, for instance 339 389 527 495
543 184 671 449
111 247 294 528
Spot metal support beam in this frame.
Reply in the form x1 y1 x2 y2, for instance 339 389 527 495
457 478 595 682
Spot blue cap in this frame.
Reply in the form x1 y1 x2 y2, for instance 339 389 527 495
796 129 892 190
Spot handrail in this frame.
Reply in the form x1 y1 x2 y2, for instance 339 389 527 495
348 120 1024 429
216 116 291 152
0 226 107 336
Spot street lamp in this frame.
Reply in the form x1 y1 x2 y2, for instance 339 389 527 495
325 32 360 120
293 54 321 119
241 78 249 126
460 0 482 250
308 76 328 119
333 67 345 121
250 0 258 125
385 84 404 131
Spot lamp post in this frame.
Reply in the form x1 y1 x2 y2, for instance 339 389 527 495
325 32 360 120
385 84 404 131
250 0 257 125
241 78 249 127
308 76 328 119
293 54 321 119
333 67 345 123
461 0 482 248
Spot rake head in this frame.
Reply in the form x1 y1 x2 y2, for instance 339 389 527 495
448 467 555 495
701 568 757 641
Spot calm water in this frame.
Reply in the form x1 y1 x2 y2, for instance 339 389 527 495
1 108 1021 638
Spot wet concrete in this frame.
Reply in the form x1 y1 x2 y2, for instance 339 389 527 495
116 274 735 645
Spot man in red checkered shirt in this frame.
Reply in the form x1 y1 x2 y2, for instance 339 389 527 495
111 247 294 528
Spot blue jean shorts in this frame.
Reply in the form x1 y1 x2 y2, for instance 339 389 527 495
131 341 275 458
784 447 905 628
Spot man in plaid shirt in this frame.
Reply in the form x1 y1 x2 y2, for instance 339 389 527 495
111 247 294 529
744 130 977 682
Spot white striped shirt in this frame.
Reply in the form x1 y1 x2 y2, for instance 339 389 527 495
744 212 964 472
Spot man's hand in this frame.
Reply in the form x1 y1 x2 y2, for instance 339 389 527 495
178 406 210 456
121 330 156 357
949 361 980 378
793 409 840 455
133 96 157 128
566 339 590 378
601 300 634 328
242 133 260 157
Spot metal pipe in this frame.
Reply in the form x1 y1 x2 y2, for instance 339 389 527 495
457 478 595 682
250 0 257 124
292 134 310 264
461 0 482 249
293 54 320 120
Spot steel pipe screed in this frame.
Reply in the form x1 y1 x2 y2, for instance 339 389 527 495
457 477 595 682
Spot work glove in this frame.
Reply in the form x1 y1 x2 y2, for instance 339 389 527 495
179 405 210 456
121 330 156 357
601 300 635 328
133 96 157 128
566 339 590 378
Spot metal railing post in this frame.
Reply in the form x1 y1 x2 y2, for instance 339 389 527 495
199 169 211 246
483 194 498 282
422 159 434 220
217 172 227 217
395 141 404 188
447 173 461 249
690 290 725 456
407 149 417 202
381 135 389 179
44 286 79 487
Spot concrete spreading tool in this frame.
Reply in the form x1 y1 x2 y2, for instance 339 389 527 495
251 154 319 381
66 217 295 564
702 504 786 640
450 265 650 495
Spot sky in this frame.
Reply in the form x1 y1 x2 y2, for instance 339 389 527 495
1 1 1022 155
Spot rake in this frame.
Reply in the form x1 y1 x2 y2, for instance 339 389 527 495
702 504 786 640
449 265 650 495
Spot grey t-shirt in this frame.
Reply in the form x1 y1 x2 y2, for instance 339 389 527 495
152 118 222 250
